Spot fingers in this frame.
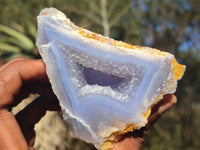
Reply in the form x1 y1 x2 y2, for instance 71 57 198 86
0 110 29 150
0 58 46 109
148 94 177 125
0 57 60 149
112 94 177 150
111 135 143 150
15 96 61 146
0 57 28 72
13 79 57 107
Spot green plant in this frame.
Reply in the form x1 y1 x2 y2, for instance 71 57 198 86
0 21 39 62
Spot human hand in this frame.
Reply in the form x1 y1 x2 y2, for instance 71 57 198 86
111 94 177 150
0 57 177 150
0 57 60 150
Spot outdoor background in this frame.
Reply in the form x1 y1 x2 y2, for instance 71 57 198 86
0 0 200 150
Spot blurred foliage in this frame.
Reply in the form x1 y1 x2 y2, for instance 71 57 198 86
0 0 200 150
0 23 39 61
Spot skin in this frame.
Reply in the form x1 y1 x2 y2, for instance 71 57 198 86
112 94 177 150
0 57 177 150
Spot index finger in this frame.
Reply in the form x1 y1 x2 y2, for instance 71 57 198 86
0 57 28 72
0 58 46 109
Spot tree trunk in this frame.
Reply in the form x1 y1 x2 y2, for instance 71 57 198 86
101 0 110 36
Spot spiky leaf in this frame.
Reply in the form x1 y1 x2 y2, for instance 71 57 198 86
0 24 34 52
0 42 21 53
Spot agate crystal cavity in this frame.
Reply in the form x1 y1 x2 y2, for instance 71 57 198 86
36 8 185 150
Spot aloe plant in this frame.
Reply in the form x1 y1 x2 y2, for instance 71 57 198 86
0 22 39 62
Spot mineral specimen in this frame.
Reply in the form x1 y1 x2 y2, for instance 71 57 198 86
36 8 185 150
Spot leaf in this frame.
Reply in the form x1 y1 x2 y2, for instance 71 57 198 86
25 21 37 39
0 37 25 48
0 42 21 53
0 24 34 52
5 53 33 61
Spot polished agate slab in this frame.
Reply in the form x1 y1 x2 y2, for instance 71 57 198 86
36 8 185 150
